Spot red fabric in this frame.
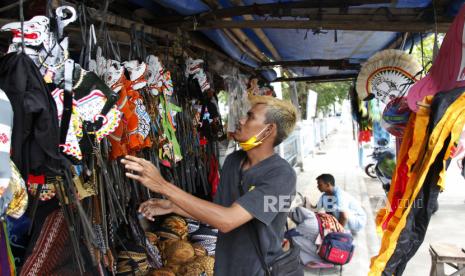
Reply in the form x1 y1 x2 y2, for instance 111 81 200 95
208 156 220 197
27 174 45 184
358 130 372 144
382 138 413 230
199 137 208 146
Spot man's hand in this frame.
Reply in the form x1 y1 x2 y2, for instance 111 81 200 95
139 198 174 221
339 211 349 227
121 155 168 194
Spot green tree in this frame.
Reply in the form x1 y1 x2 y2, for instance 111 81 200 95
411 33 444 74
309 81 351 115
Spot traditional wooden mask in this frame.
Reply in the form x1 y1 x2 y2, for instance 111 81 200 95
185 58 204 76
2 6 76 50
124 60 148 90
1 16 50 47
146 55 163 96
104 59 125 92
1 6 77 85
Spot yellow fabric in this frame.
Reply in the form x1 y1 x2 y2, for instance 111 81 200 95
374 96 433 235
375 113 416 234
238 127 268 151
239 135 263 151
369 92 465 275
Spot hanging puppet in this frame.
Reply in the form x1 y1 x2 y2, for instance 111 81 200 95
124 60 153 151
185 58 210 92
1 6 120 162
104 59 139 159
0 7 123 274
145 55 182 166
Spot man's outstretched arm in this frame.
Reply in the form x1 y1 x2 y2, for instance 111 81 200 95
122 156 253 233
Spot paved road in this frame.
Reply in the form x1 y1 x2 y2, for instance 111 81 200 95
295 117 465 276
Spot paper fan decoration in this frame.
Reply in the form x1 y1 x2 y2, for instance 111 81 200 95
356 49 422 103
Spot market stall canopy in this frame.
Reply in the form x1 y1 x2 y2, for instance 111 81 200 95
126 0 465 82
1 0 463 82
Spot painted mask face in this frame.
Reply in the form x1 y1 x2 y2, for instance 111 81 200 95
146 55 163 95
2 5 76 50
185 58 204 76
2 16 50 47
2 6 77 86
104 59 125 92
124 60 148 90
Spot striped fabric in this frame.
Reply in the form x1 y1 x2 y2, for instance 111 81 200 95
0 89 12 195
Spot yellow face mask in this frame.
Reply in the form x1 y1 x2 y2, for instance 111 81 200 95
239 126 270 151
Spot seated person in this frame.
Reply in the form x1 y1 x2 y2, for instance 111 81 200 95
287 206 346 268
312 174 367 234
286 206 323 267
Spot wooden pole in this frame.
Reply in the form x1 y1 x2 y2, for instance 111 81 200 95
200 1 270 64
260 59 363 70
271 74 358 83
188 19 451 32
229 0 281 61
222 28 261 62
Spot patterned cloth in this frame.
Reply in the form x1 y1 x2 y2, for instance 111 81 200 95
20 209 68 276
0 89 12 198
190 224 218 256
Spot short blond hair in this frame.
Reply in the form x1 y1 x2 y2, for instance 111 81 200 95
249 95 297 146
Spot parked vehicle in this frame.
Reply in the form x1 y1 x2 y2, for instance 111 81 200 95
365 140 396 194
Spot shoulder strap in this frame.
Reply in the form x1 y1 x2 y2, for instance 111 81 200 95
247 222 271 276
238 164 271 276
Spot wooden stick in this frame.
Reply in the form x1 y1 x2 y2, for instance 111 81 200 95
230 0 281 61
222 29 261 62
271 74 358 83
189 19 451 32
201 1 270 64
260 59 362 70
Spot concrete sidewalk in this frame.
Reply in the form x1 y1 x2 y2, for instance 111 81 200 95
296 116 380 276
295 116 465 276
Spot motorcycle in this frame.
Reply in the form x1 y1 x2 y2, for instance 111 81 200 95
365 142 396 194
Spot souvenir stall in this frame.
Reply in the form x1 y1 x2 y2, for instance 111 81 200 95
0 3 262 275
355 4 465 275
1 0 465 275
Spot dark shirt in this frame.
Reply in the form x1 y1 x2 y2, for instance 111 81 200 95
213 150 296 276
0 53 61 179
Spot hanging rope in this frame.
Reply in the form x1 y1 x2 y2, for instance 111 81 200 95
19 0 25 53
420 33 425 73
409 33 415 54
432 0 439 62
98 0 110 39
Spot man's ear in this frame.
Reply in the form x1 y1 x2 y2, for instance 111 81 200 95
268 123 277 135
